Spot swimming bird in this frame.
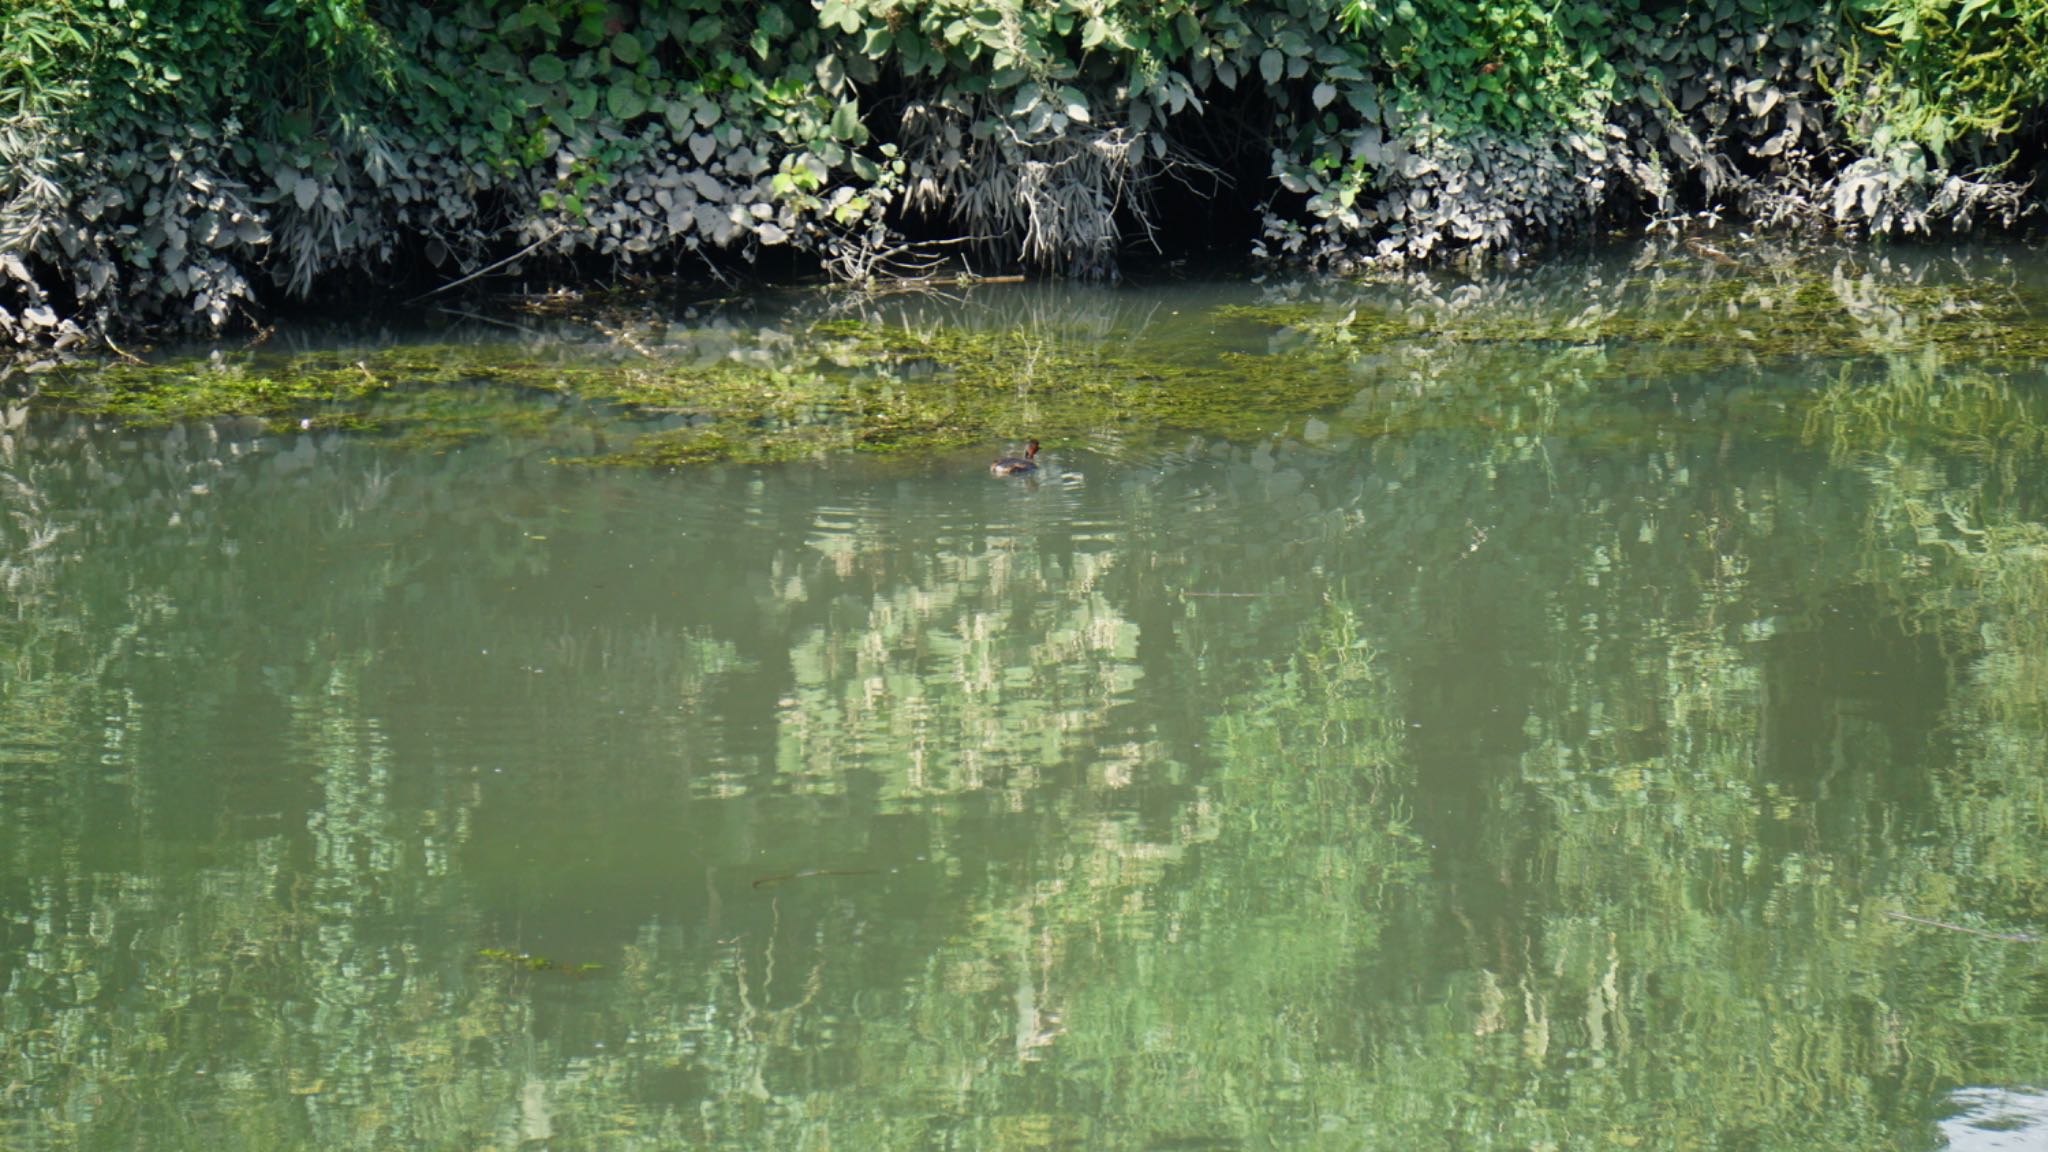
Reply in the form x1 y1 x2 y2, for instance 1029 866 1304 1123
990 439 1040 476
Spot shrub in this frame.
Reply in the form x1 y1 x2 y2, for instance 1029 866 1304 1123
0 0 2041 352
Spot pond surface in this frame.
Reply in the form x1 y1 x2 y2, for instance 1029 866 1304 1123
4 242 2048 1150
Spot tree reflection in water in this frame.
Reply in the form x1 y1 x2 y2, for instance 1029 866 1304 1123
5 248 2048 1150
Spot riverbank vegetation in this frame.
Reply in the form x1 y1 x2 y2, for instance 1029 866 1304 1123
3 0 2046 354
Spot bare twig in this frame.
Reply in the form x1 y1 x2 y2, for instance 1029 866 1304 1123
430 306 543 338
101 331 149 366
405 225 565 304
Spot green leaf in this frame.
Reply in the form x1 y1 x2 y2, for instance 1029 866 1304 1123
1259 48 1283 87
1059 85 1090 123
611 32 645 64
830 100 862 141
530 54 567 84
819 0 862 34
608 81 648 120
759 4 793 39
1956 0 1997 26
817 54 846 93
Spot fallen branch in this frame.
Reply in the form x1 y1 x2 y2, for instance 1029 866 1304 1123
430 306 543 338
101 331 149 365
406 226 565 304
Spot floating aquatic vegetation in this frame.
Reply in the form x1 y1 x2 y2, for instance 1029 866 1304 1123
478 948 604 977
23 243 2048 467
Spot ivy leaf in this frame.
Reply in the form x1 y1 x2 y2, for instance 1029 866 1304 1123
608 81 648 120
1346 85 1380 122
529 54 567 84
1059 86 1090 123
830 100 863 140
819 0 862 34
816 53 846 93
1259 48 1283 87
524 3 561 37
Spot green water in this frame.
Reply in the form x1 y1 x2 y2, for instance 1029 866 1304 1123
5 247 2048 1150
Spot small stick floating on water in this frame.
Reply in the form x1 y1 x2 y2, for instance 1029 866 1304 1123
1883 910 2041 943
1685 238 1739 267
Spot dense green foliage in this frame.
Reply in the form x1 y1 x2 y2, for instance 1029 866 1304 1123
1 0 2045 349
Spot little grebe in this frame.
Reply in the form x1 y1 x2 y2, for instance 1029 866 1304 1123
991 439 1040 476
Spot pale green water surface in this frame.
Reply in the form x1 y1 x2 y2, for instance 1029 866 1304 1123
4 243 2048 1150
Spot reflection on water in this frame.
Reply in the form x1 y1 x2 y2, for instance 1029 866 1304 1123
1940 1088 2048 1152
4 249 2048 1150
